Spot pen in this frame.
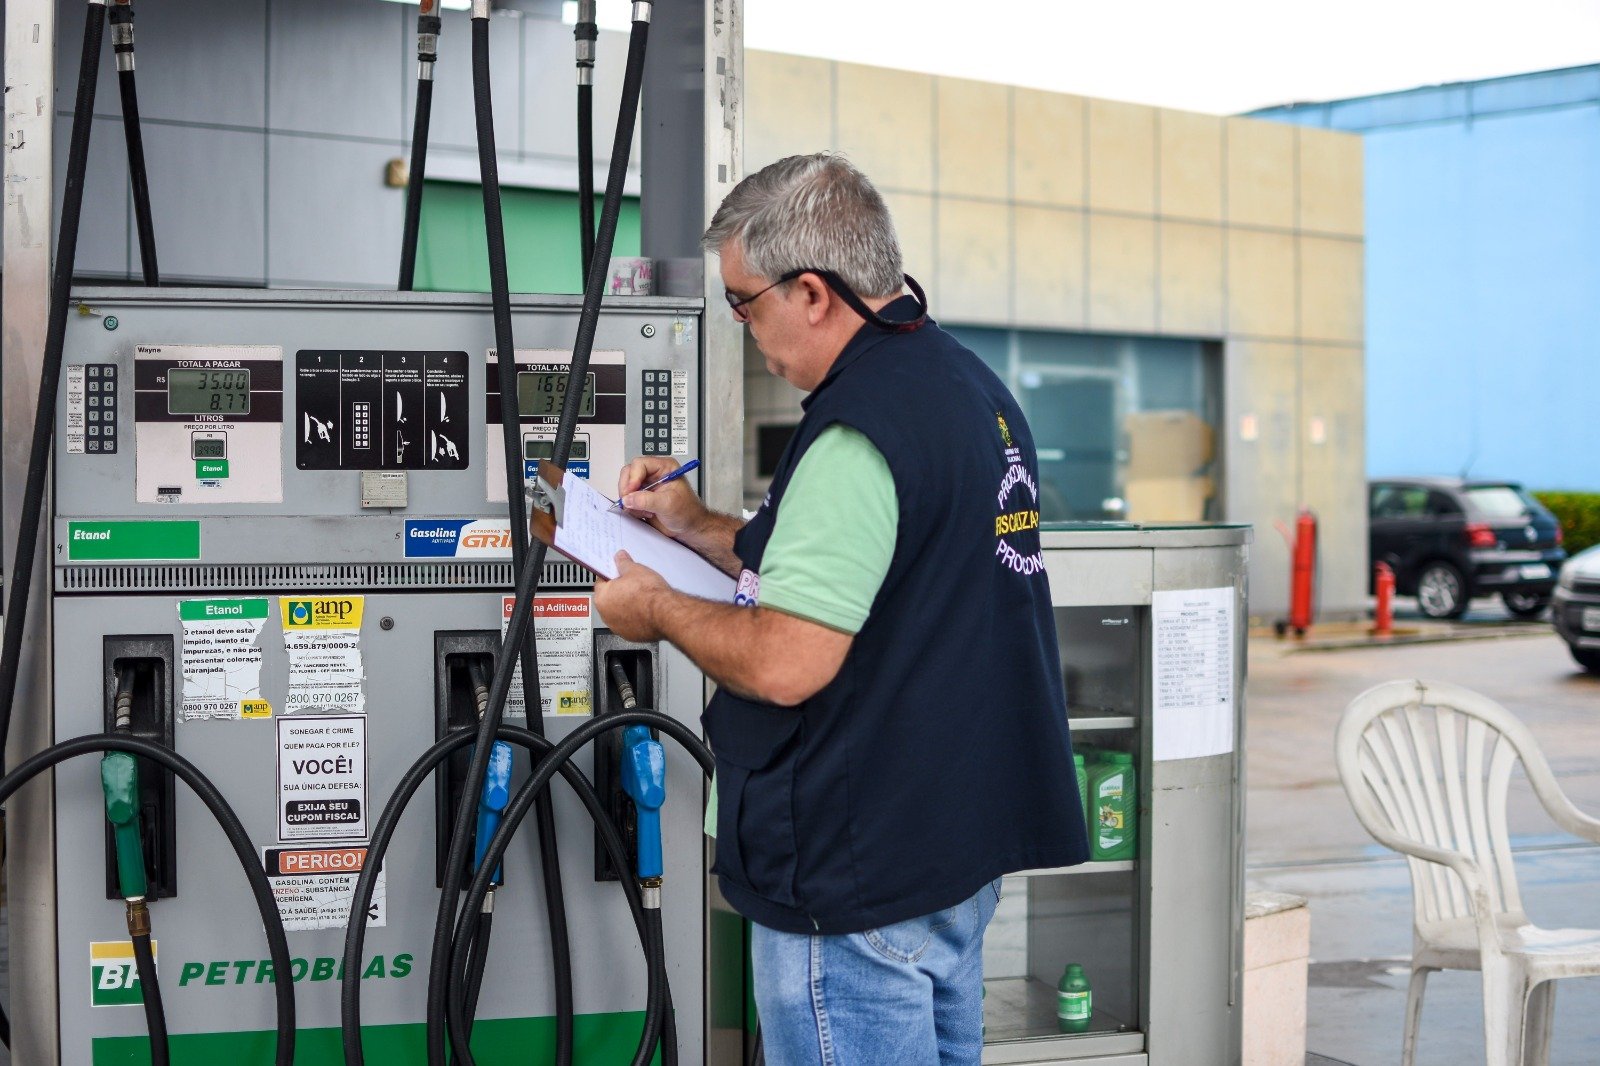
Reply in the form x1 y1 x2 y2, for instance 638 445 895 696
614 459 700 510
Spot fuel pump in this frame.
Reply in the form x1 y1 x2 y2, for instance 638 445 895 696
3 0 739 1059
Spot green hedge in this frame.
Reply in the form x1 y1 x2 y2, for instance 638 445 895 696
1534 491 1600 556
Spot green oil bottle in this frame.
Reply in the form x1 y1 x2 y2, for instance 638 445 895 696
1057 962 1091 1033
1088 750 1136 861
1073 751 1088 833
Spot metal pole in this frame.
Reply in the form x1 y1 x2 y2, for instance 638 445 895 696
636 0 742 1060
3 0 62 1059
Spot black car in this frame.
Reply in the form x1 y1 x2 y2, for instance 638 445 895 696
1553 546 1600 672
1368 479 1566 620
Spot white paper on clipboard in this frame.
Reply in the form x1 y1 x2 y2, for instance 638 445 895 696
547 470 736 602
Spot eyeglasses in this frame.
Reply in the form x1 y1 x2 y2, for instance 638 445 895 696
723 269 930 334
723 269 808 322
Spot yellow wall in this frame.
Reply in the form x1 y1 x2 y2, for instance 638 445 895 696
742 52 1366 619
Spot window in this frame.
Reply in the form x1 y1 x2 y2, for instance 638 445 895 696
756 423 798 478
1372 485 1456 519
1427 491 1463 517
945 327 1222 523
1464 485 1533 519
414 182 641 295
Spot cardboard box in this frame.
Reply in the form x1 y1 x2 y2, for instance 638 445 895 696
1125 475 1214 523
1125 410 1213 479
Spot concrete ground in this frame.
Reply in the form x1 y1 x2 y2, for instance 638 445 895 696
1248 603 1600 1065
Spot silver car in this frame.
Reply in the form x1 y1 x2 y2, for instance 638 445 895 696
1553 545 1600 672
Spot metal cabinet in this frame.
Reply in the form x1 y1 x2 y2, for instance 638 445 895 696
982 525 1250 1066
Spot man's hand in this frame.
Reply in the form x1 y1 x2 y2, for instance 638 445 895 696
617 456 710 541
593 550 671 642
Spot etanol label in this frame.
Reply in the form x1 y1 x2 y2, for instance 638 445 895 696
67 521 200 562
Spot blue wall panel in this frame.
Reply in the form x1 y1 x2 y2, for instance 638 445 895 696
1257 68 1600 492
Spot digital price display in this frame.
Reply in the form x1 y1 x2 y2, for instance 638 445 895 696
517 372 595 419
168 368 251 415
192 438 227 459
524 439 589 460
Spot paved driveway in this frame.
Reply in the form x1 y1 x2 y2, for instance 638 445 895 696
1247 630 1600 1064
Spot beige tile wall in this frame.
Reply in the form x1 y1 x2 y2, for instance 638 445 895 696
742 50 1366 618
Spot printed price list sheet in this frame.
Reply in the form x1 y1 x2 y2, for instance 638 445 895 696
1151 586 1235 761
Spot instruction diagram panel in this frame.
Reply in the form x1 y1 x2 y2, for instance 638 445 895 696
295 350 469 471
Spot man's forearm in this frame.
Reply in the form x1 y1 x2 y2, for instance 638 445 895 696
642 584 841 706
681 509 747 577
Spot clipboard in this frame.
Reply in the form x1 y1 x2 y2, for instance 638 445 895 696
529 461 737 602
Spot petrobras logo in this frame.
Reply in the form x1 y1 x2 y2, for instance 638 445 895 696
91 941 154 1007
403 520 514 559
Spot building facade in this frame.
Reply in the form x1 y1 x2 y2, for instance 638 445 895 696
26 1 1365 618
745 51 1366 617
1254 65 1600 494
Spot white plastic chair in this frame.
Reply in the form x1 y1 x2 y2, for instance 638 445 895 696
1335 679 1600 1066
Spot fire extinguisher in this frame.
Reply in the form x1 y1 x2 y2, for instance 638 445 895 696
1275 509 1319 637
1373 561 1395 638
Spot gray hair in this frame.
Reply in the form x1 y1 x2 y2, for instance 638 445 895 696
702 153 904 298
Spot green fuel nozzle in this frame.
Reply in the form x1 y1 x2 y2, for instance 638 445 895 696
101 751 148 901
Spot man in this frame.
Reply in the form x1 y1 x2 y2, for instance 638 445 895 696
593 153 1086 1065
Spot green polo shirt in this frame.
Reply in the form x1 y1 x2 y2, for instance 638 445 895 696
705 423 898 834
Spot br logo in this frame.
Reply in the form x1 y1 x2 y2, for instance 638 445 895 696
90 941 152 1007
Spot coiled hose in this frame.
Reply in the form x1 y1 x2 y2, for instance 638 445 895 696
445 708 715 1066
341 725 663 1064
0 734 295 1064
423 4 656 1063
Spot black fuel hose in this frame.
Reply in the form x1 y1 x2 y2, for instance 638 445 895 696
578 83 596 282
574 0 597 281
131 926 169 1066
339 725 652 1065
0 0 107 777
0 734 295 1065
109 3 158 285
450 8 575 1066
445 708 715 1066
427 4 656 1062
460 905 492 1039
399 8 442 290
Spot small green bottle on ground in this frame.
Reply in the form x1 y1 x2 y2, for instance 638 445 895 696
1057 962 1091 1033
1088 750 1136 861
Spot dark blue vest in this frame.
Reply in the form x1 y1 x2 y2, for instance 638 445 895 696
704 300 1088 934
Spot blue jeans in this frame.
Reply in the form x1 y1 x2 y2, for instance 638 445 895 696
751 879 1002 1065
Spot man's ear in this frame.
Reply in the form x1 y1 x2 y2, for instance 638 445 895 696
797 272 832 326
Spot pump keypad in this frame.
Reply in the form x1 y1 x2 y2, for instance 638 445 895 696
641 370 671 455
85 364 118 454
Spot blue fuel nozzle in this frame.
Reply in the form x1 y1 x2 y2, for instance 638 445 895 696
473 740 513 886
620 724 666 880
